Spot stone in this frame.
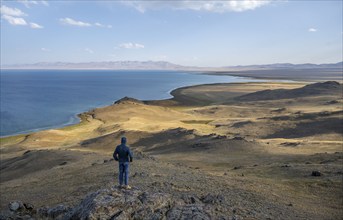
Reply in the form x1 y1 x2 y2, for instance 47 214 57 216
8 201 24 212
23 203 34 211
311 171 322 176
59 161 68 166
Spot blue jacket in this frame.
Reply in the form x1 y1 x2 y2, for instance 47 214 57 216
113 138 133 163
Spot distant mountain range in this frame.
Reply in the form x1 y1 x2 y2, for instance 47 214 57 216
226 62 343 70
1 61 342 70
1 61 198 70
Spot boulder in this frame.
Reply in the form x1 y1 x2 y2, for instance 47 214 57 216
311 171 322 176
8 201 23 212
69 187 173 219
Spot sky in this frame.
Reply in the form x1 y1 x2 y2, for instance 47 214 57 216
0 0 342 67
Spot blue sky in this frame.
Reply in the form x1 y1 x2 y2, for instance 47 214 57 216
1 0 342 67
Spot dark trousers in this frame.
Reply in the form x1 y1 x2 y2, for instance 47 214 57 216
119 162 129 185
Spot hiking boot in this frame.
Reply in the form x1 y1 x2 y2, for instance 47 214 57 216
125 185 132 190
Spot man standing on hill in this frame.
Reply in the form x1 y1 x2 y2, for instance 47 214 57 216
113 137 133 189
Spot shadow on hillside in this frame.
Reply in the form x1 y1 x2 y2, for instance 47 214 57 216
264 118 343 139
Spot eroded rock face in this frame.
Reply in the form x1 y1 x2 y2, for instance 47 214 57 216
69 187 173 219
1 187 231 220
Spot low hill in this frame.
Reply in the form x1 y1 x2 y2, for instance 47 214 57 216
235 81 342 101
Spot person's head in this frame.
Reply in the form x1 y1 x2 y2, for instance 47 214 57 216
121 136 127 144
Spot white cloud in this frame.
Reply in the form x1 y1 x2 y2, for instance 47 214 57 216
18 0 49 8
119 42 145 49
94 22 103 27
1 14 27 25
18 0 38 8
30 22 43 28
94 22 112 28
0 5 27 17
41 1 49 6
1 5 44 29
84 48 94 54
60 17 92 27
122 0 270 13
41 47 50 52
60 18 111 28
308 28 317 32
18 0 49 7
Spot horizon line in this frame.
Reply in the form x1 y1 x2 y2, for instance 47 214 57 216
1 60 342 68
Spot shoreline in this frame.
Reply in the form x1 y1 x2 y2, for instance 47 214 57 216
0 73 271 138
0 80 300 139
2 68 337 138
1 69 246 138
0 115 81 138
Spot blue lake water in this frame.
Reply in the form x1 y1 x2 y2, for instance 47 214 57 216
0 69 263 136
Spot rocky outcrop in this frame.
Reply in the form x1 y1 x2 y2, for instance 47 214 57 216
69 187 172 219
114 97 144 105
1 187 232 220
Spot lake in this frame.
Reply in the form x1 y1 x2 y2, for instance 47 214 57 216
0 69 262 136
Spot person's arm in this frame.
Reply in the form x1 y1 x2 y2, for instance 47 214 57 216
113 147 119 161
128 148 133 162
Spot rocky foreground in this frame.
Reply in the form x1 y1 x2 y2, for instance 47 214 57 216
1 186 242 220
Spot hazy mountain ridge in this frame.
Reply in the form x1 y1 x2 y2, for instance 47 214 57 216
226 61 343 70
1 61 342 70
1 61 198 70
